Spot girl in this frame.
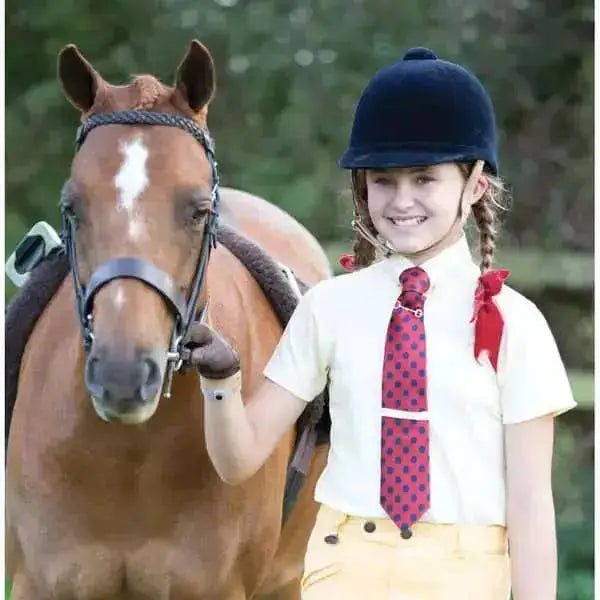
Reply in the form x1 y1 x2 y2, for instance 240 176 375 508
190 48 576 599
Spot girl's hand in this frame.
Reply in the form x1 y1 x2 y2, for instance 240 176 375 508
186 322 240 380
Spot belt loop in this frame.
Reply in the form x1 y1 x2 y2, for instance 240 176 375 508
335 513 350 536
323 510 350 545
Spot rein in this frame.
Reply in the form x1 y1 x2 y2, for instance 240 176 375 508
62 110 220 398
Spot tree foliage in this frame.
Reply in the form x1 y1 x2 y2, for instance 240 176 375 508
6 0 593 254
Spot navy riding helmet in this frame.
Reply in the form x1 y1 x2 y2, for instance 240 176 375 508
338 47 498 175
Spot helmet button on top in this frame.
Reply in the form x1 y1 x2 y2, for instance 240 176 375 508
402 47 437 61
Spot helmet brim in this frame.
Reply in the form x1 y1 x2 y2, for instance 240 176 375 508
338 148 497 175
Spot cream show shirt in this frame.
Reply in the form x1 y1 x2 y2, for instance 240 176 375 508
263 236 576 525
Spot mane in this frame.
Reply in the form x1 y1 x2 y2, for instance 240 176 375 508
89 74 205 120
130 75 171 110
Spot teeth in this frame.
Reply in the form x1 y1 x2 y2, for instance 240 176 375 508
390 217 426 225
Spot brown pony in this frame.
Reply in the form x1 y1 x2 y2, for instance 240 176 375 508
6 41 330 599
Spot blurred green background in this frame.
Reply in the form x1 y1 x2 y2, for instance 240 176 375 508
5 0 593 598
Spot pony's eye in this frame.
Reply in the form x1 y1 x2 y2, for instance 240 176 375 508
60 200 80 225
187 202 211 227
177 190 212 230
191 206 208 222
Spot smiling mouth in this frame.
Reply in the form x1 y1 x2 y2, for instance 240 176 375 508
387 216 428 226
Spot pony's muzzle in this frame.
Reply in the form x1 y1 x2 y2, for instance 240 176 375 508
85 346 166 422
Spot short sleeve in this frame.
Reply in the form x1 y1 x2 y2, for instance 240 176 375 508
263 284 331 402
498 292 577 424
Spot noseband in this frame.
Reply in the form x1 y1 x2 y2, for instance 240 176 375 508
62 110 220 398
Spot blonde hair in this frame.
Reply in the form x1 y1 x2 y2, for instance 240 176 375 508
349 163 509 273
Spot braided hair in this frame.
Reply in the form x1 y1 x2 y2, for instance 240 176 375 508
457 163 508 273
350 169 377 268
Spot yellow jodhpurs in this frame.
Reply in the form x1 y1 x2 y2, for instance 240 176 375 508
301 504 511 600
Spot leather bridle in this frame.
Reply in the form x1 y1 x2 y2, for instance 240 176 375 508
61 110 220 398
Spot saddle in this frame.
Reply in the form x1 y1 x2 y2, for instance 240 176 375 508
5 222 331 523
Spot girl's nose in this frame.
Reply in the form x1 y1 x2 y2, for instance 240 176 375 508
391 180 417 209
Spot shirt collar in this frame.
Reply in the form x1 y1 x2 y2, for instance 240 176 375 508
378 235 479 291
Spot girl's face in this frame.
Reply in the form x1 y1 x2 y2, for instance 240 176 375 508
366 162 483 260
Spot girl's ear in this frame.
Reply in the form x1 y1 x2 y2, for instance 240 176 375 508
459 160 485 226
471 172 490 205
466 161 487 206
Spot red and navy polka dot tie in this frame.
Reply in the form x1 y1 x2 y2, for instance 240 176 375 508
380 266 431 533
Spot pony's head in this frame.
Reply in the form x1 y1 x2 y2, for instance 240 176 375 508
58 41 217 424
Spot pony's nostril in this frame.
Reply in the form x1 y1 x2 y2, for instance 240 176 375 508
84 347 164 407
85 356 104 399
139 356 161 401
140 359 151 385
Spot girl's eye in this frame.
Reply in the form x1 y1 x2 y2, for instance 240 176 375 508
373 177 394 186
416 176 435 185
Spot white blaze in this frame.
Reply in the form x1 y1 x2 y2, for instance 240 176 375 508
114 285 126 310
129 219 143 240
114 137 149 239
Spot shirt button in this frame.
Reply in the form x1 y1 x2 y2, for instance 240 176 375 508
324 534 339 544
400 527 413 540
363 521 376 533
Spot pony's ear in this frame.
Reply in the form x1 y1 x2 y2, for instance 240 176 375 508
58 44 103 113
175 40 215 113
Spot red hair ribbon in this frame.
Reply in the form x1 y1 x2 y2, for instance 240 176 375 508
339 253 356 272
470 269 510 372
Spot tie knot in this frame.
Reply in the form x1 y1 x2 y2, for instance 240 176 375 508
399 267 430 295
